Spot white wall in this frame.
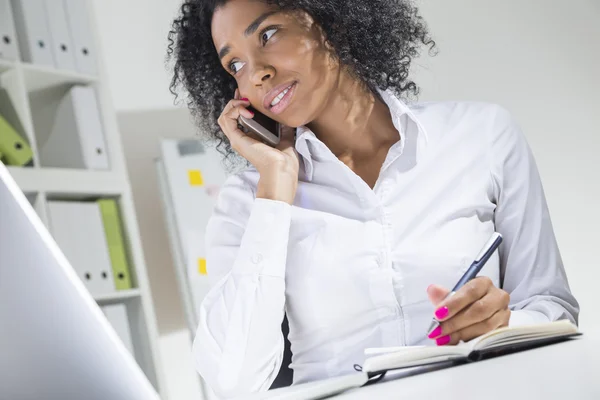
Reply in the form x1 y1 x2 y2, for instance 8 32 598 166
92 1 599 399
91 0 181 112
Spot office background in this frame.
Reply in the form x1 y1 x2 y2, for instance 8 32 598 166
90 0 600 399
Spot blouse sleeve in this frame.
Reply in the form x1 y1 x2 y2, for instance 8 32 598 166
192 173 291 398
488 105 579 327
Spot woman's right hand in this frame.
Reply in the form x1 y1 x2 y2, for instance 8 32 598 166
217 88 300 205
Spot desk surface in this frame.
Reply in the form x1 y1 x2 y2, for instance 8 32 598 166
333 335 600 400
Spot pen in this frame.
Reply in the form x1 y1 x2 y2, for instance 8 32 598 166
426 232 503 337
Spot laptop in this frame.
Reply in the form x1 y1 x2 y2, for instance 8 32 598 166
0 161 159 400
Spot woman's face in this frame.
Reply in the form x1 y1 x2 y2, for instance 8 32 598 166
211 0 339 127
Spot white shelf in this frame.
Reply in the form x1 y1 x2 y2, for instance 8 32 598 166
0 59 15 73
7 166 126 196
21 62 98 92
95 289 142 304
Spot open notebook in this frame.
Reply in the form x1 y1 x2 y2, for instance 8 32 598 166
236 319 580 400
361 319 579 375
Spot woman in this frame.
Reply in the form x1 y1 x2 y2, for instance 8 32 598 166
167 0 579 397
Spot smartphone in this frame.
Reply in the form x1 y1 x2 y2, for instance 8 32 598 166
237 105 281 147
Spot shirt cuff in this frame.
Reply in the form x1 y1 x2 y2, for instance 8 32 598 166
508 309 550 328
232 198 292 279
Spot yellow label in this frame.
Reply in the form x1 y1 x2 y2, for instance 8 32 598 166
188 170 204 186
198 258 207 275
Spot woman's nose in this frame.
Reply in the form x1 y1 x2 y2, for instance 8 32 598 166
250 64 276 85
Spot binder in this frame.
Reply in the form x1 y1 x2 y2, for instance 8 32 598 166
0 114 33 166
0 0 20 61
63 0 97 75
100 304 135 355
40 85 109 170
44 0 76 70
46 200 116 296
97 199 133 291
10 0 54 66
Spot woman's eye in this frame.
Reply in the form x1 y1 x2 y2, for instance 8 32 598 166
229 60 245 74
261 28 278 44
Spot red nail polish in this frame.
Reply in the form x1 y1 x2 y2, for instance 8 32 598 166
435 306 449 320
248 110 254 116
428 326 442 339
436 335 451 346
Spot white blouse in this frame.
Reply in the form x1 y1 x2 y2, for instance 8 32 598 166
192 88 579 399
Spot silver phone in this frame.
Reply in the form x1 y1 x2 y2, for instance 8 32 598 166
237 106 281 147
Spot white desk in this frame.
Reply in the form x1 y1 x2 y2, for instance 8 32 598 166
333 335 600 399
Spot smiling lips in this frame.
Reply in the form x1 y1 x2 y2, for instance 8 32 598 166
263 81 297 115
270 85 293 107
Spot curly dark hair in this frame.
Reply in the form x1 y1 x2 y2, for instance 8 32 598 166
166 0 437 165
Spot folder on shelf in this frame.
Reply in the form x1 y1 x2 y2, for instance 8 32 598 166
98 199 133 291
100 304 135 356
0 114 33 166
46 200 117 297
10 0 54 66
44 0 76 70
63 0 97 75
40 85 109 170
0 0 21 61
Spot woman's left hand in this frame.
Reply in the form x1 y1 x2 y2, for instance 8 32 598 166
427 277 511 345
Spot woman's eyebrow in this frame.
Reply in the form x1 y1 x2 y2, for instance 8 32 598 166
244 11 277 37
218 11 278 61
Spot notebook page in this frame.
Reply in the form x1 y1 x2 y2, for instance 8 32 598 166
363 345 470 373
364 345 426 356
470 320 578 351
477 330 579 350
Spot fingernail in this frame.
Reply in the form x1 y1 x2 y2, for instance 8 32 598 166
428 326 442 339
248 110 254 116
240 97 249 101
436 335 451 346
435 306 449 320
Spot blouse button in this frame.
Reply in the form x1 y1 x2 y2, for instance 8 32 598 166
251 253 263 264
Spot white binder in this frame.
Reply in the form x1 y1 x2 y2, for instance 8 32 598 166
100 304 135 356
10 0 54 66
0 0 21 61
46 200 116 297
63 0 97 75
40 85 110 170
44 0 76 70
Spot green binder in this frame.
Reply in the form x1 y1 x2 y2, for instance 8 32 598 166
0 114 33 166
97 199 133 290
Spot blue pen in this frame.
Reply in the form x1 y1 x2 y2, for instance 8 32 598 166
426 232 504 337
